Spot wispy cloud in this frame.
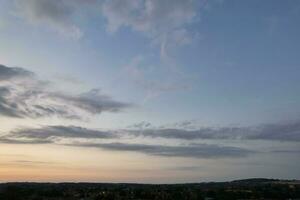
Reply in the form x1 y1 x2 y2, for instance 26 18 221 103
8 125 117 140
102 0 199 35
70 142 255 159
0 64 130 119
0 137 52 144
10 0 209 100
0 124 255 159
12 0 204 42
102 1 211 101
2 118 299 159
13 160 54 165
2 118 300 148
127 120 300 142
14 0 83 39
123 56 190 102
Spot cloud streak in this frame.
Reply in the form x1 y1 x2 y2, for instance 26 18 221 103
2 119 300 147
70 142 254 159
0 124 255 159
9 125 117 140
130 126 300 142
127 120 300 142
0 137 52 144
0 64 130 119
2 120 299 159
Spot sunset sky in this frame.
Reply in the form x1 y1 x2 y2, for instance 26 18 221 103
0 0 300 183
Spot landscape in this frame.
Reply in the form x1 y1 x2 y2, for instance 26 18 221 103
1 179 300 200
0 0 300 199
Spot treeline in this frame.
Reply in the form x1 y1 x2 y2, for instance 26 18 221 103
0 179 299 200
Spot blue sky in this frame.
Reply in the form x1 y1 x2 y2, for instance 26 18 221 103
0 0 300 182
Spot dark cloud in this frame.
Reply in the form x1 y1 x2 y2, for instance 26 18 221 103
0 87 22 117
52 89 129 114
4 119 299 145
0 64 33 81
128 121 300 142
70 142 254 159
0 64 130 119
248 122 300 141
9 125 117 140
1 120 298 161
271 150 300 154
0 125 118 146
129 128 217 140
0 124 255 159
0 137 52 144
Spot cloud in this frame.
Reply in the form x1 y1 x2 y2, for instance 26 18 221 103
0 125 118 145
3 120 299 159
13 160 54 165
0 64 130 119
12 0 206 41
102 0 198 34
123 55 190 102
101 0 207 64
0 124 255 159
9 125 117 140
105 0 209 101
3 119 299 146
0 64 34 81
52 89 129 115
11 0 205 100
102 0 202 65
0 133 254 158
169 120 199 129
0 87 22 117
127 121 153 129
248 122 300 141
71 142 254 159
0 137 52 144
14 0 83 39
129 126 249 140
271 149 300 154
127 120 300 142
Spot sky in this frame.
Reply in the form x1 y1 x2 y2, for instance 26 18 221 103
0 0 300 183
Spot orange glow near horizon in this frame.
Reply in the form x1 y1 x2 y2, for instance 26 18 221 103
0 143 211 183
